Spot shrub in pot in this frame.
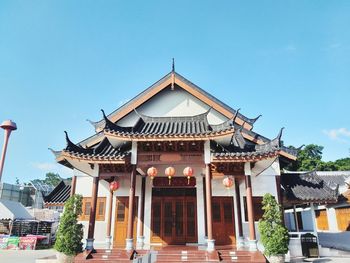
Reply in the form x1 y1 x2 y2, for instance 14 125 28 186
258 193 289 263
54 195 83 263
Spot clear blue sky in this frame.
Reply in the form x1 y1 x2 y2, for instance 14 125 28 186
0 1 349 184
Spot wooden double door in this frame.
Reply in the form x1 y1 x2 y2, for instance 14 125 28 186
113 197 138 247
212 197 236 245
151 188 197 245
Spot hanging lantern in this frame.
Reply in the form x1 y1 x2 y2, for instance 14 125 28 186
165 166 176 185
109 181 120 192
147 167 158 181
183 166 194 185
223 177 234 189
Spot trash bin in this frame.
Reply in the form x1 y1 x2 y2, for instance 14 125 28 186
300 233 319 258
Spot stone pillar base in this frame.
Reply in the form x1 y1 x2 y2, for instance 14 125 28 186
248 239 257 251
207 239 215 251
105 236 112 252
85 238 94 251
125 238 134 251
236 236 244 248
136 236 145 249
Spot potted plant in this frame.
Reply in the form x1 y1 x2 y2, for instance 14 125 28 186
54 194 84 263
258 193 289 263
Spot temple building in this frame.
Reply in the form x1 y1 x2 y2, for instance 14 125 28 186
51 66 297 255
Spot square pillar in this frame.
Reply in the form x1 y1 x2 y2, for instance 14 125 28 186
126 141 137 251
234 178 244 248
106 188 114 251
136 176 146 249
204 140 215 251
126 164 137 251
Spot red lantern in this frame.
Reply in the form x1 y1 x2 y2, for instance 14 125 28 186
183 167 194 185
109 181 120 192
165 166 176 185
147 167 158 181
223 177 234 189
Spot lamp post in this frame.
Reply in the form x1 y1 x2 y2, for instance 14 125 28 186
0 120 17 182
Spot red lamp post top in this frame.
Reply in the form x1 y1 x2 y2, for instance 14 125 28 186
0 120 17 131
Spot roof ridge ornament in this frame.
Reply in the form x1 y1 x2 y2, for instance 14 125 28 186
64 131 82 152
171 58 175 91
48 148 61 158
233 108 241 123
250 114 262 125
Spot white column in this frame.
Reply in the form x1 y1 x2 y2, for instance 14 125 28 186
143 176 152 249
326 207 338 231
310 203 321 257
196 173 206 245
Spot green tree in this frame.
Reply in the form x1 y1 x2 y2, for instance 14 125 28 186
286 144 350 171
258 193 289 257
333 158 350 170
54 195 83 256
43 172 62 186
32 172 62 187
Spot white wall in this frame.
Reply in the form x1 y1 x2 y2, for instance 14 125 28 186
240 159 280 241
116 88 228 127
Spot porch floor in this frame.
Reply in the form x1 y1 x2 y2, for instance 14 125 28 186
74 245 266 263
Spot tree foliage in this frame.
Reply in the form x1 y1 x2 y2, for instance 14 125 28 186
286 144 350 171
32 172 62 187
54 195 83 256
258 194 289 256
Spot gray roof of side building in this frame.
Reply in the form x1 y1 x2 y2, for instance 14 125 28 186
281 171 340 204
43 181 71 205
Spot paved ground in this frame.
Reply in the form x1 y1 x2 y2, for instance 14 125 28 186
287 257 350 262
0 249 56 263
1 249 350 262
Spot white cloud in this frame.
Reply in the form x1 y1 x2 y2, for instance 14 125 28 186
285 44 297 52
323 128 350 142
31 162 73 178
329 43 341 49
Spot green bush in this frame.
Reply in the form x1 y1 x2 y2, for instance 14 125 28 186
54 195 84 256
258 193 289 256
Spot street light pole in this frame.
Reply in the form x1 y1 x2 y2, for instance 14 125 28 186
0 120 17 182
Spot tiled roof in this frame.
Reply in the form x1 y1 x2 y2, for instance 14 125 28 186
44 181 71 205
212 128 286 161
103 109 235 139
62 135 130 162
281 171 339 204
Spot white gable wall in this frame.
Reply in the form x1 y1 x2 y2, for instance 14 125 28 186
117 88 228 127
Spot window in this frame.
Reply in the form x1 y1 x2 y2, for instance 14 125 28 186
80 197 106 221
243 196 264 222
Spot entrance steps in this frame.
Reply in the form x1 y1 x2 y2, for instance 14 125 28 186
73 247 266 262
217 248 265 263
74 249 136 263
152 248 220 262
